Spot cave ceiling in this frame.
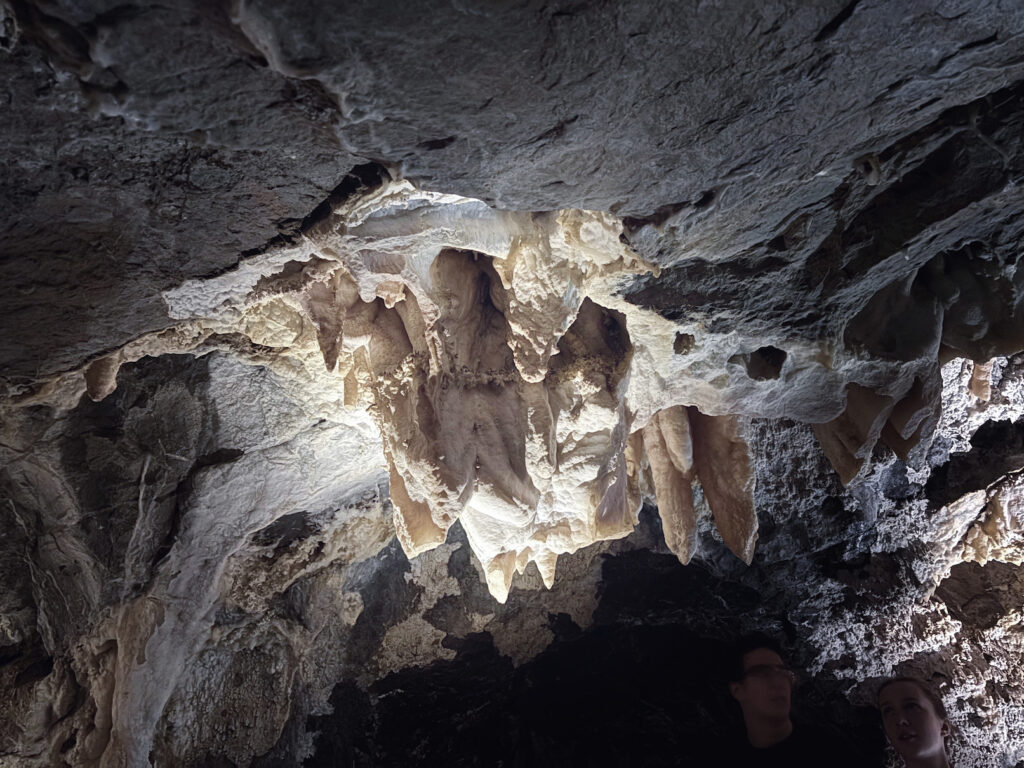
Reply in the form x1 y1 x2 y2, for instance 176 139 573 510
2 1 1024 766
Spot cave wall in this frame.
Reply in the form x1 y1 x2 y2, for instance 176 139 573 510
4 352 1022 766
2 1 1024 766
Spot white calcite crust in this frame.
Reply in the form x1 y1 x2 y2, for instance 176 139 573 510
155 178 772 602
156 170 1024 607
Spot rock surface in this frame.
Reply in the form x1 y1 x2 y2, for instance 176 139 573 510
2 1 1024 766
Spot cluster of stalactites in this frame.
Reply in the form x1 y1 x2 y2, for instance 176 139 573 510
61 172 1024 598
288 222 758 599
817 237 1024 487
813 375 942 486
639 406 757 565
256 181 759 600
295 256 759 598
58 180 764 602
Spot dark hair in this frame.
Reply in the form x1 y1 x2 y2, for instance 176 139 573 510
877 677 948 719
728 633 785 683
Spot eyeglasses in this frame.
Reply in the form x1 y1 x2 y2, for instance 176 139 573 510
742 664 797 684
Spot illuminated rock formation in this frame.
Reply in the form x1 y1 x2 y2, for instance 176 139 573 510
154 178 763 601
641 406 757 565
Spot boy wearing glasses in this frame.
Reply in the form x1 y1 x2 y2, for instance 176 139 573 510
726 634 859 766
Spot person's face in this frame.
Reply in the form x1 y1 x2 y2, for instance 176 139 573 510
879 682 950 763
730 648 794 721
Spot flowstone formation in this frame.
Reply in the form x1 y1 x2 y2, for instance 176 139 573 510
4 1 1024 766
153 172 769 601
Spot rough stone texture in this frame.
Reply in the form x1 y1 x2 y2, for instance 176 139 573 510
2 1 1024 766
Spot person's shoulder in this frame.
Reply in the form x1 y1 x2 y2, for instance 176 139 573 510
713 729 757 765
719 731 754 756
790 723 866 766
716 740 758 768
791 722 839 745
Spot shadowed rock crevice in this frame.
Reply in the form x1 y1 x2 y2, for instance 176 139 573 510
937 560 1024 631
926 418 1024 505
304 533 887 768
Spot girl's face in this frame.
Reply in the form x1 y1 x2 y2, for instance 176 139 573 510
879 681 950 763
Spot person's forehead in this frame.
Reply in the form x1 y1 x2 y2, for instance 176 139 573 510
742 647 784 668
879 682 926 705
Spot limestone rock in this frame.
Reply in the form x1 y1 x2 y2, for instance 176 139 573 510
962 474 1024 566
641 407 697 564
